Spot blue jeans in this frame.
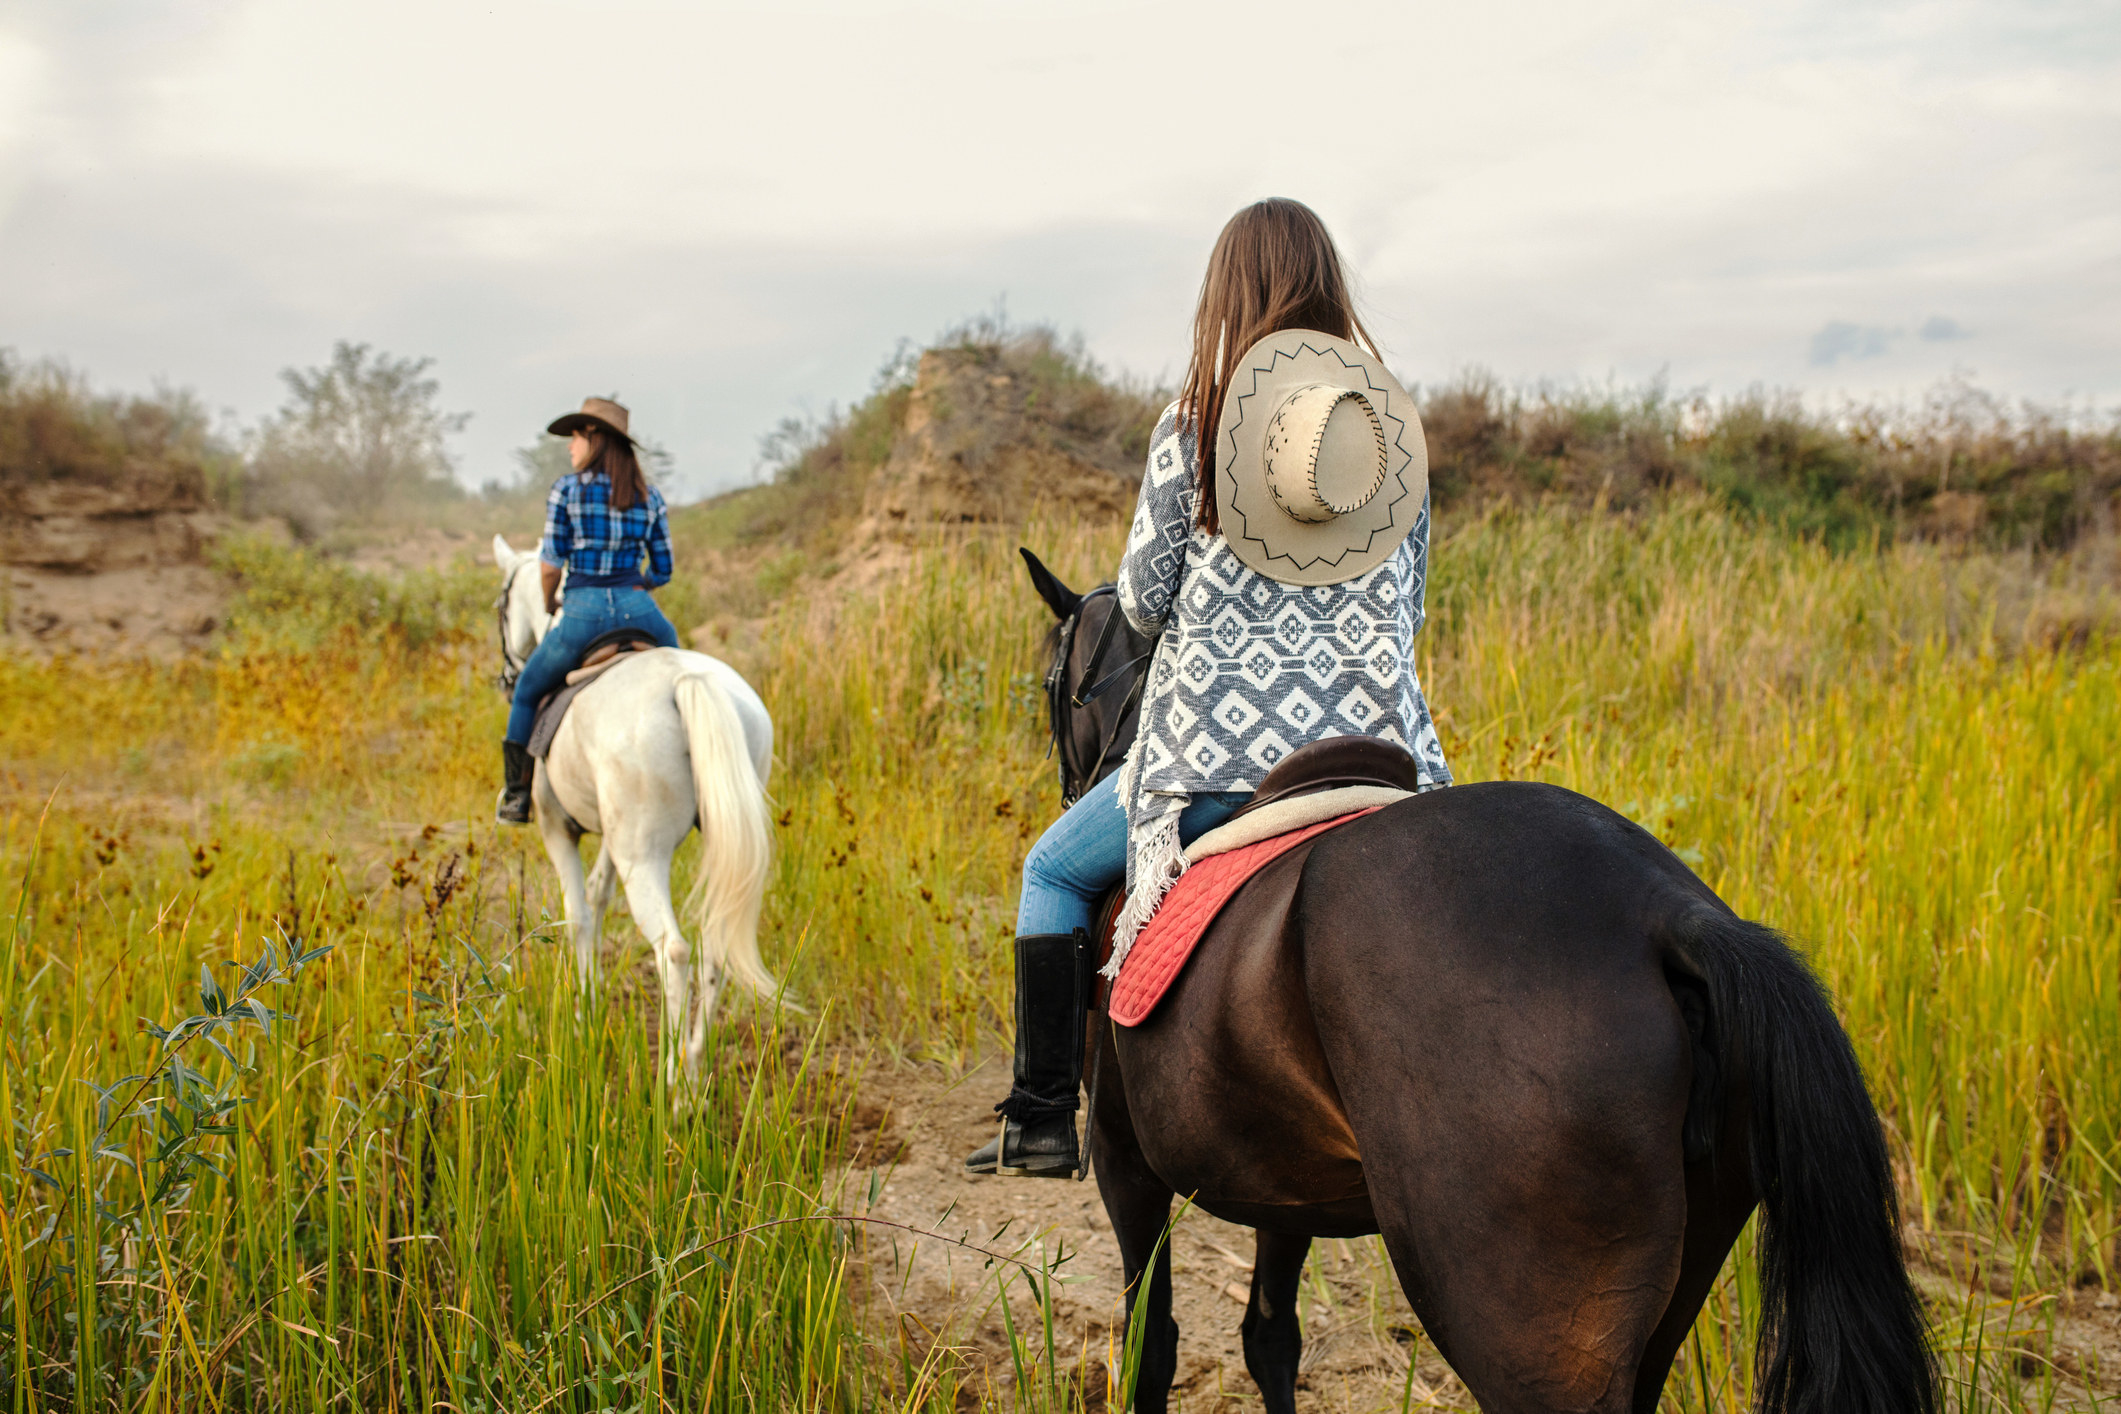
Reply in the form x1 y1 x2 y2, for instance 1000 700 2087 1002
505 587 680 743
1017 770 1250 937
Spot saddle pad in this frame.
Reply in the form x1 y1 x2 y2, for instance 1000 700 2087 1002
1109 807 1381 1027
525 675 595 759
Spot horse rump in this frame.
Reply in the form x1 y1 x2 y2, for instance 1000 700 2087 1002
1672 910 1937 1414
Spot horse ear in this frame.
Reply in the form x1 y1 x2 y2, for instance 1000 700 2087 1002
1020 548 1082 621
492 534 516 569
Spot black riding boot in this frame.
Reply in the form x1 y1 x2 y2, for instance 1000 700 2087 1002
964 930 1093 1178
495 741 535 826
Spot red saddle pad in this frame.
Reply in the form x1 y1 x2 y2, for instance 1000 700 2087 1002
1108 808 1381 1027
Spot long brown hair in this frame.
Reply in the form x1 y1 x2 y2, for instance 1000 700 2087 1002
585 429 649 511
1178 199 1378 534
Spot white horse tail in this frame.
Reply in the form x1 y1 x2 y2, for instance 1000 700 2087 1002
673 669 781 1006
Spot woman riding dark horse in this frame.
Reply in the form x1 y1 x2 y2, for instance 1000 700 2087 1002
496 396 682 825
990 201 1937 1414
967 198 1452 1177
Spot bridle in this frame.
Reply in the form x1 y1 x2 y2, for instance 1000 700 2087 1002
1041 582 1152 1185
1044 585 1153 806
494 559 534 692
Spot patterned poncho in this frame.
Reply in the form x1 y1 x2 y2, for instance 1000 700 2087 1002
1108 402 1452 963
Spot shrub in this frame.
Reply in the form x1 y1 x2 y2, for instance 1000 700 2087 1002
0 350 232 505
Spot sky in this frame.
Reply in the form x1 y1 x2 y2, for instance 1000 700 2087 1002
2 0 2117 500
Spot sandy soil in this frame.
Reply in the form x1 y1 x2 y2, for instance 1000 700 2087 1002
0 525 543 659
3 563 227 656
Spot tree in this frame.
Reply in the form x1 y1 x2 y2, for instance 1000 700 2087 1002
501 423 676 500
506 435 573 493
247 342 469 528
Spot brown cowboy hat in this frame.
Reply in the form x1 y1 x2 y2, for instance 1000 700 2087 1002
546 396 636 444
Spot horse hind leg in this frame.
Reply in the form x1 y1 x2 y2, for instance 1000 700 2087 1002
608 843 700 1090
534 792 596 991
585 841 618 907
1629 1132 1757 1413
1241 1229 1312 1414
1338 1027 1690 1413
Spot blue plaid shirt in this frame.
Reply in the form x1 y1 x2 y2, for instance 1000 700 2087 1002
540 471 673 589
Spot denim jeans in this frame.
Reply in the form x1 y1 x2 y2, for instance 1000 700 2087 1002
1016 770 1251 937
504 586 680 743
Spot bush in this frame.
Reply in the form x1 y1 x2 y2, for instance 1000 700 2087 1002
212 533 488 650
0 350 233 506
1414 371 2121 550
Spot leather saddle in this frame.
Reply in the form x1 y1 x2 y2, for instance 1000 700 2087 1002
567 630 659 684
1234 736 1423 817
1090 735 1424 998
525 628 663 758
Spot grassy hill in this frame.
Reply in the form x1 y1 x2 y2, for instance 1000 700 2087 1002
676 323 2121 585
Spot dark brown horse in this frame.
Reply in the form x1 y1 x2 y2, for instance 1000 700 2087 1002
1020 551 1935 1414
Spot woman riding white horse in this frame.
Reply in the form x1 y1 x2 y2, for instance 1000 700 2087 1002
967 199 1454 1177
494 396 781 1084
498 397 682 823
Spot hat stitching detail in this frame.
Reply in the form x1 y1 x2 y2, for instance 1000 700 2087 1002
1265 386 1388 524
1223 342 1413 572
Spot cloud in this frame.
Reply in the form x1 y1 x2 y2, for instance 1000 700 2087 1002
1809 322 1901 367
1 0 2117 495
0 150 1204 499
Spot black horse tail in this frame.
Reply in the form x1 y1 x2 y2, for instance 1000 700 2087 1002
1676 910 1938 1414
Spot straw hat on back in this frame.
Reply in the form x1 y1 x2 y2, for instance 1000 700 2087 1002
1214 331 1427 587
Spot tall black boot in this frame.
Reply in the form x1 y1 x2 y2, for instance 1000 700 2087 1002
964 930 1093 1178
495 741 535 826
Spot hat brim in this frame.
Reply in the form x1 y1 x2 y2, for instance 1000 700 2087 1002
546 412 634 443
1214 331 1427 587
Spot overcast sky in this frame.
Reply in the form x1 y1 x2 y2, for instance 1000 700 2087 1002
2 0 2116 499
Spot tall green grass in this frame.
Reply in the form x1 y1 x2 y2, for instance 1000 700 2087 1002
2 721 865 1410
4 502 2117 1409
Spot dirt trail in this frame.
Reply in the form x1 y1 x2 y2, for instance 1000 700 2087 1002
842 1053 1464 1412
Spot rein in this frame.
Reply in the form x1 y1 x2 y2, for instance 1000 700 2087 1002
1072 595 1154 712
494 559 535 692
1045 586 1151 806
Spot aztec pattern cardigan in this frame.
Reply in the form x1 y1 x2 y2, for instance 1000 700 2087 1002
1108 401 1452 965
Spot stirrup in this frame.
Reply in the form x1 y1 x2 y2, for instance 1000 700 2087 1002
495 787 533 826
992 1114 1078 1179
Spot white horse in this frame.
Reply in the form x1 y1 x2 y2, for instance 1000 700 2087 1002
491 534 781 1082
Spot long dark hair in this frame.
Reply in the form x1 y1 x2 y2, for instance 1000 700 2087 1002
1178 199 1379 534
585 430 649 511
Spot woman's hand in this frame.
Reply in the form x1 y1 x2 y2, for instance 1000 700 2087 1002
541 562 564 615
